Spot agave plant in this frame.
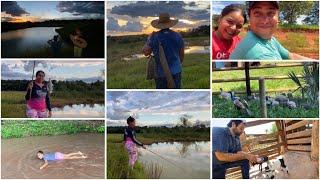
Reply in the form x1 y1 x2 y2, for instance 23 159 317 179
288 62 319 106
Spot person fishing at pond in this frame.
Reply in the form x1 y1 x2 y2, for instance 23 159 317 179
37 150 87 170
47 35 62 57
212 120 263 179
70 27 87 57
142 12 184 89
25 70 52 118
124 116 146 170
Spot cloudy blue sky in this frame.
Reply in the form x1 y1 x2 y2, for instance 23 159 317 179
212 1 244 15
1 60 104 83
107 91 210 126
212 1 308 24
1 1 104 22
107 1 210 36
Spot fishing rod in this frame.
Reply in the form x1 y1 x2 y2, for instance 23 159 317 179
29 61 36 100
144 148 193 176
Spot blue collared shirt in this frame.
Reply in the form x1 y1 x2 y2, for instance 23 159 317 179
147 29 184 77
212 127 242 166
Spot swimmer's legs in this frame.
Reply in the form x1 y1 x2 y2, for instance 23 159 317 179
63 151 87 159
64 151 82 157
63 155 87 160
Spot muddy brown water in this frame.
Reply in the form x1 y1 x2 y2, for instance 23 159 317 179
1 133 104 179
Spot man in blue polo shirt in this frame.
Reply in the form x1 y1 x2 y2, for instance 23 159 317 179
212 120 259 179
230 1 313 60
143 13 184 89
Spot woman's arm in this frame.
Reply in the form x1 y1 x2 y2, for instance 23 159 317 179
40 160 48 170
25 81 33 101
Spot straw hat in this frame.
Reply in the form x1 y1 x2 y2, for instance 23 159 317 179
151 13 178 29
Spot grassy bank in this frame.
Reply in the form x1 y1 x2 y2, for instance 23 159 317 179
107 53 210 89
108 130 210 145
212 64 303 92
107 142 147 179
1 91 104 118
1 120 104 139
213 95 319 118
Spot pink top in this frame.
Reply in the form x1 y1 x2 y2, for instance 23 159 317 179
212 31 241 60
27 98 46 111
27 83 47 111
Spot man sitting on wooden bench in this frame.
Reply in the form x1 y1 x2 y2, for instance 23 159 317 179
212 120 259 179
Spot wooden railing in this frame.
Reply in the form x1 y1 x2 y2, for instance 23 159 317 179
285 120 313 152
212 63 306 95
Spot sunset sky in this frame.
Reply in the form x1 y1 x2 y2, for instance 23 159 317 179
107 1 210 36
1 1 104 23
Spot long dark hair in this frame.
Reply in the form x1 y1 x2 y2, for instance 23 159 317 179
214 4 246 31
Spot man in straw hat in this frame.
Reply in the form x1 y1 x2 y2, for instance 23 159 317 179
143 13 184 89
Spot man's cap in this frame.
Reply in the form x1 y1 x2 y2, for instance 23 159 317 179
248 1 279 11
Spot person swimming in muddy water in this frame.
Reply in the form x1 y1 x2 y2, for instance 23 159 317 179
37 150 87 170
124 116 146 170
70 27 87 57
26 70 52 118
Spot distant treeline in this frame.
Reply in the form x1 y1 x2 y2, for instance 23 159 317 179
1 80 104 92
107 25 210 43
108 125 209 134
1 19 104 32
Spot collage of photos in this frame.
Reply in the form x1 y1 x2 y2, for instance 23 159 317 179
0 0 319 180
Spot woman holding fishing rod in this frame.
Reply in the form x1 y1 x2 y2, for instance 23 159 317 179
124 116 146 170
25 70 52 118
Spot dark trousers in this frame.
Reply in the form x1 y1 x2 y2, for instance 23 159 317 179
155 72 181 89
212 159 250 179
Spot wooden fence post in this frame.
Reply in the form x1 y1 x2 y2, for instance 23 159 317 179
245 62 251 97
259 77 267 118
311 120 319 161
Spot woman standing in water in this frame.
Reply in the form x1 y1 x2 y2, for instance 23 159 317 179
25 70 52 118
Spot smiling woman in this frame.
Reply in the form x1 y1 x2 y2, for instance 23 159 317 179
212 4 246 60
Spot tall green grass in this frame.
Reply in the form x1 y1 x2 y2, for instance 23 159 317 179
107 138 147 179
108 53 210 89
212 65 303 92
1 120 104 139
